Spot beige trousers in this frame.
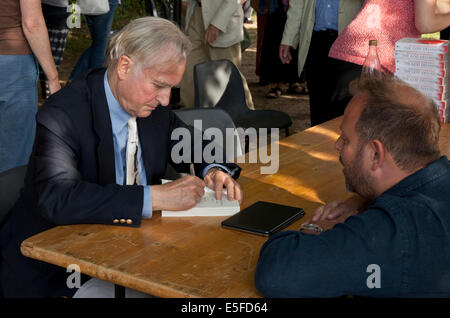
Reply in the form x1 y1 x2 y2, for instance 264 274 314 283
180 6 254 109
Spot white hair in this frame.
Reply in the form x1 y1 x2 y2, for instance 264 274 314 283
106 16 192 72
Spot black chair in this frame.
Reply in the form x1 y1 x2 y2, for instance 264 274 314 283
0 165 27 298
0 165 27 227
164 108 243 179
193 59 293 137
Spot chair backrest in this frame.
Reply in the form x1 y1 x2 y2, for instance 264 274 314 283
174 108 243 160
0 165 27 225
164 108 243 179
193 59 250 120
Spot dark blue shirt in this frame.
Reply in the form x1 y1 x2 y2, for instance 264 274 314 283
255 156 450 297
314 0 340 31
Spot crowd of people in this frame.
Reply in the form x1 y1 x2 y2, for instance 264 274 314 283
2 0 449 175
1 0 450 298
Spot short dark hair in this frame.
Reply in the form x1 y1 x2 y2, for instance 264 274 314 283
349 75 441 172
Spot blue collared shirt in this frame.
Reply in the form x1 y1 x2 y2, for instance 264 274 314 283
104 72 152 218
314 0 340 31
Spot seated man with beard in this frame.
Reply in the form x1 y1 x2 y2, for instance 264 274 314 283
254 75 450 297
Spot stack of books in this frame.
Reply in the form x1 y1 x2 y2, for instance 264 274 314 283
394 38 450 123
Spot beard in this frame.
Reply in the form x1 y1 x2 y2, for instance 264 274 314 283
341 150 377 200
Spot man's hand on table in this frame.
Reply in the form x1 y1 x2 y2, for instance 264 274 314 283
311 199 359 222
204 168 243 204
301 195 370 234
152 175 205 211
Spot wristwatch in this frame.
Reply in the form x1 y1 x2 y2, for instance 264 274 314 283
299 223 324 234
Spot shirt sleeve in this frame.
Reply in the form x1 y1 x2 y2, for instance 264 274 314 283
201 163 239 178
209 0 241 33
281 0 304 47
142 186 152 218
254 207 404 297
33 113 143 227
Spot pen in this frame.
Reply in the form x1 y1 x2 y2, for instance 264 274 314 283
190 163 195 176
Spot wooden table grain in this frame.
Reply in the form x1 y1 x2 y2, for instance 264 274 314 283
20 117 450 297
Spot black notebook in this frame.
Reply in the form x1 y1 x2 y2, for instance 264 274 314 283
221 201 305 237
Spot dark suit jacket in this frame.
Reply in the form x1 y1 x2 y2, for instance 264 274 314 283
0 69 240 297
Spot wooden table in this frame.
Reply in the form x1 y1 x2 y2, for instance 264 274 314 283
20 117 450 298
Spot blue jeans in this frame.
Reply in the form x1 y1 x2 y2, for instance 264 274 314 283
0 54 38 173
69 1 119 80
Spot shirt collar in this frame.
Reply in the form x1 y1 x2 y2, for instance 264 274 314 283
104 70 131 135
384 156 449 197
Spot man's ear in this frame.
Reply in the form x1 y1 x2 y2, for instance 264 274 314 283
116 55 134 80
368 139 385 171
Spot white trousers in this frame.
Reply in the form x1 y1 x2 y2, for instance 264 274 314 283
73 278 153 298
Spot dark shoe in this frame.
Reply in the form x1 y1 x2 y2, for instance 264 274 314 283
266 87 283 99
287 83 308 95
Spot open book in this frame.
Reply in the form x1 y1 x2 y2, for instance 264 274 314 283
161 180 240 217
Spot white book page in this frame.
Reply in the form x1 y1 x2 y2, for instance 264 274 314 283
161 179 240 217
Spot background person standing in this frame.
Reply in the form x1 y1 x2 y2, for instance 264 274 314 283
69 0 120 80
180 0 255 109
279 0 363 126
326 0 450 126
0 0 60 173
39 0 70 99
